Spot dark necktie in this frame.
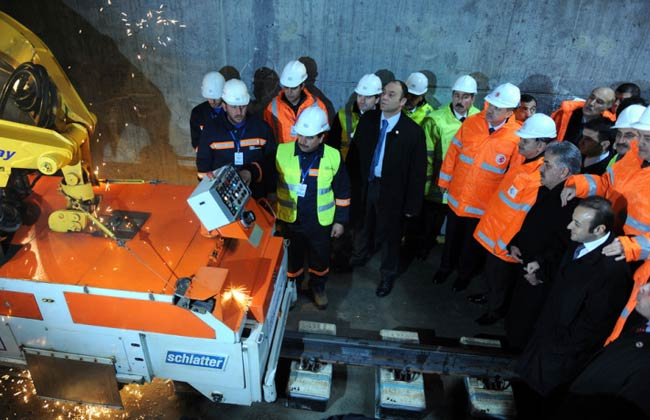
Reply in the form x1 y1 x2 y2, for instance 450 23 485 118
459 116 466 122
488 127 495 135
573 244 585 260
369 119 389 181
643 161 650 168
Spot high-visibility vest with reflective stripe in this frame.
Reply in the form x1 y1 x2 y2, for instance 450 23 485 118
566 141 650 261
605 260 650 345
438 109 524 218
337 105 360 160
405 102 435 125
551 99 617 141
474 158 543 262
276 143 340 226
264 87 329 144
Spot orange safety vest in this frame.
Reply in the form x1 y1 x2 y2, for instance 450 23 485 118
263 87 329 144
566 141 650 261
474 157 543 262
551 99 617 141
438 110 523 218
605 260 650 345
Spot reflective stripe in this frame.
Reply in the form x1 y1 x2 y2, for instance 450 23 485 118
452 137 462 148
318 187 332 194
586 175 597 196
210 141 235 150
498 191 532 212
270 98 279 138
607 166 615 185
278 198 296 209
626 214 650 233
240 138 267 147
271 98 278 118
480 162 507 174
465 205 485 216
621 307 630 319
497 239 508 251
447 194 459 208
309 168 319 176
636 235 650 260
308 267 329 276
318 201 335 212
335 198 351 206
439 171 452 182
459 153 474 164
477 230 495 249
344 105 353 142
279 181 302 194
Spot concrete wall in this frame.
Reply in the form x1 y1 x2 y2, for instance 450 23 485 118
2 0 649 183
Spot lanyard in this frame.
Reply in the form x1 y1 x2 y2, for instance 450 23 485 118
229 127 246 152
300 153 320 183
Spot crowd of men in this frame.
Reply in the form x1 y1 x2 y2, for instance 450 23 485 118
190 59 650 418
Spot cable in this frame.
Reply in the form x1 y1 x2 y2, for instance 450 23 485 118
0 62 57 128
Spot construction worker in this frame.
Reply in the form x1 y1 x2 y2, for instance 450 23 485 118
347 80 426 297
264 60 329 144
196 79 275 198
275 107 350 309
329 73 382 160
578 117 615 175
515 93 537 123
424 75 480 254
248 66 280 117
607 103 645 167
612 82 641 114
562 105 650 263
404 72 435 123
190 71 225 152
551 86 616 143
298 56 336 123
470 114 557 325
434 83 522 292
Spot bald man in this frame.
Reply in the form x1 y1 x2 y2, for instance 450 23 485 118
551 87 616 144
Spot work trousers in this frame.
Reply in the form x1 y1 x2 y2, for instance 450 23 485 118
352 179 401 279
281 221 330 288
438 209 484 280
483 253 518 314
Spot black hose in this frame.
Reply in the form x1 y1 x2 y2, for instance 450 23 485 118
0 62 57 128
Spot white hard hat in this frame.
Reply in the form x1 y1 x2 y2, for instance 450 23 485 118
515 113 557 139
613 104 646 129
406 72 428 95
355 74 382 96
632 106 650 131
452 75 477 94
221 79 250 106
293 107 330 136
201 71 225 99
280 60 308 88
485 83 521 108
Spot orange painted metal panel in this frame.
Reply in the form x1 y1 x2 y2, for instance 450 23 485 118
65 292 216 339
0 290 43 320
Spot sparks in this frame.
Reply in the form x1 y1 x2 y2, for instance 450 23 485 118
222 285 252 311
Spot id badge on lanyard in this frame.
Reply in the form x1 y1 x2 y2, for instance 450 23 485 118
230 127 246 166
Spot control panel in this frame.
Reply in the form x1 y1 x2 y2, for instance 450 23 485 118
187 165 251 230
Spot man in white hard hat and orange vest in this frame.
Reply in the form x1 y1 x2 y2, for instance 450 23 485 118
435 82 523 292
264 59 330 144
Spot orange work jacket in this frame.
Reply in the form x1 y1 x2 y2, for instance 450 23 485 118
438 110 523 218
605 260 650 345
474 157 543 262
551 99 617 141
566 141 650 261
263 87 329 143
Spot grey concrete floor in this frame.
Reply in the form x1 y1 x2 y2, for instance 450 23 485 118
0 244 507 419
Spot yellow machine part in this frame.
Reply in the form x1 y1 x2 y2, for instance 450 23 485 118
48 210 88 233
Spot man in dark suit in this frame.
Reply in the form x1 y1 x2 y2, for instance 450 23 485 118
347 80 426 297
514 196 633 419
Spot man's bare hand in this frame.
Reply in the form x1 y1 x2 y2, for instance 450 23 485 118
602 237 626 261
509 245 523 263
560 186 576 207
238 169 252 185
